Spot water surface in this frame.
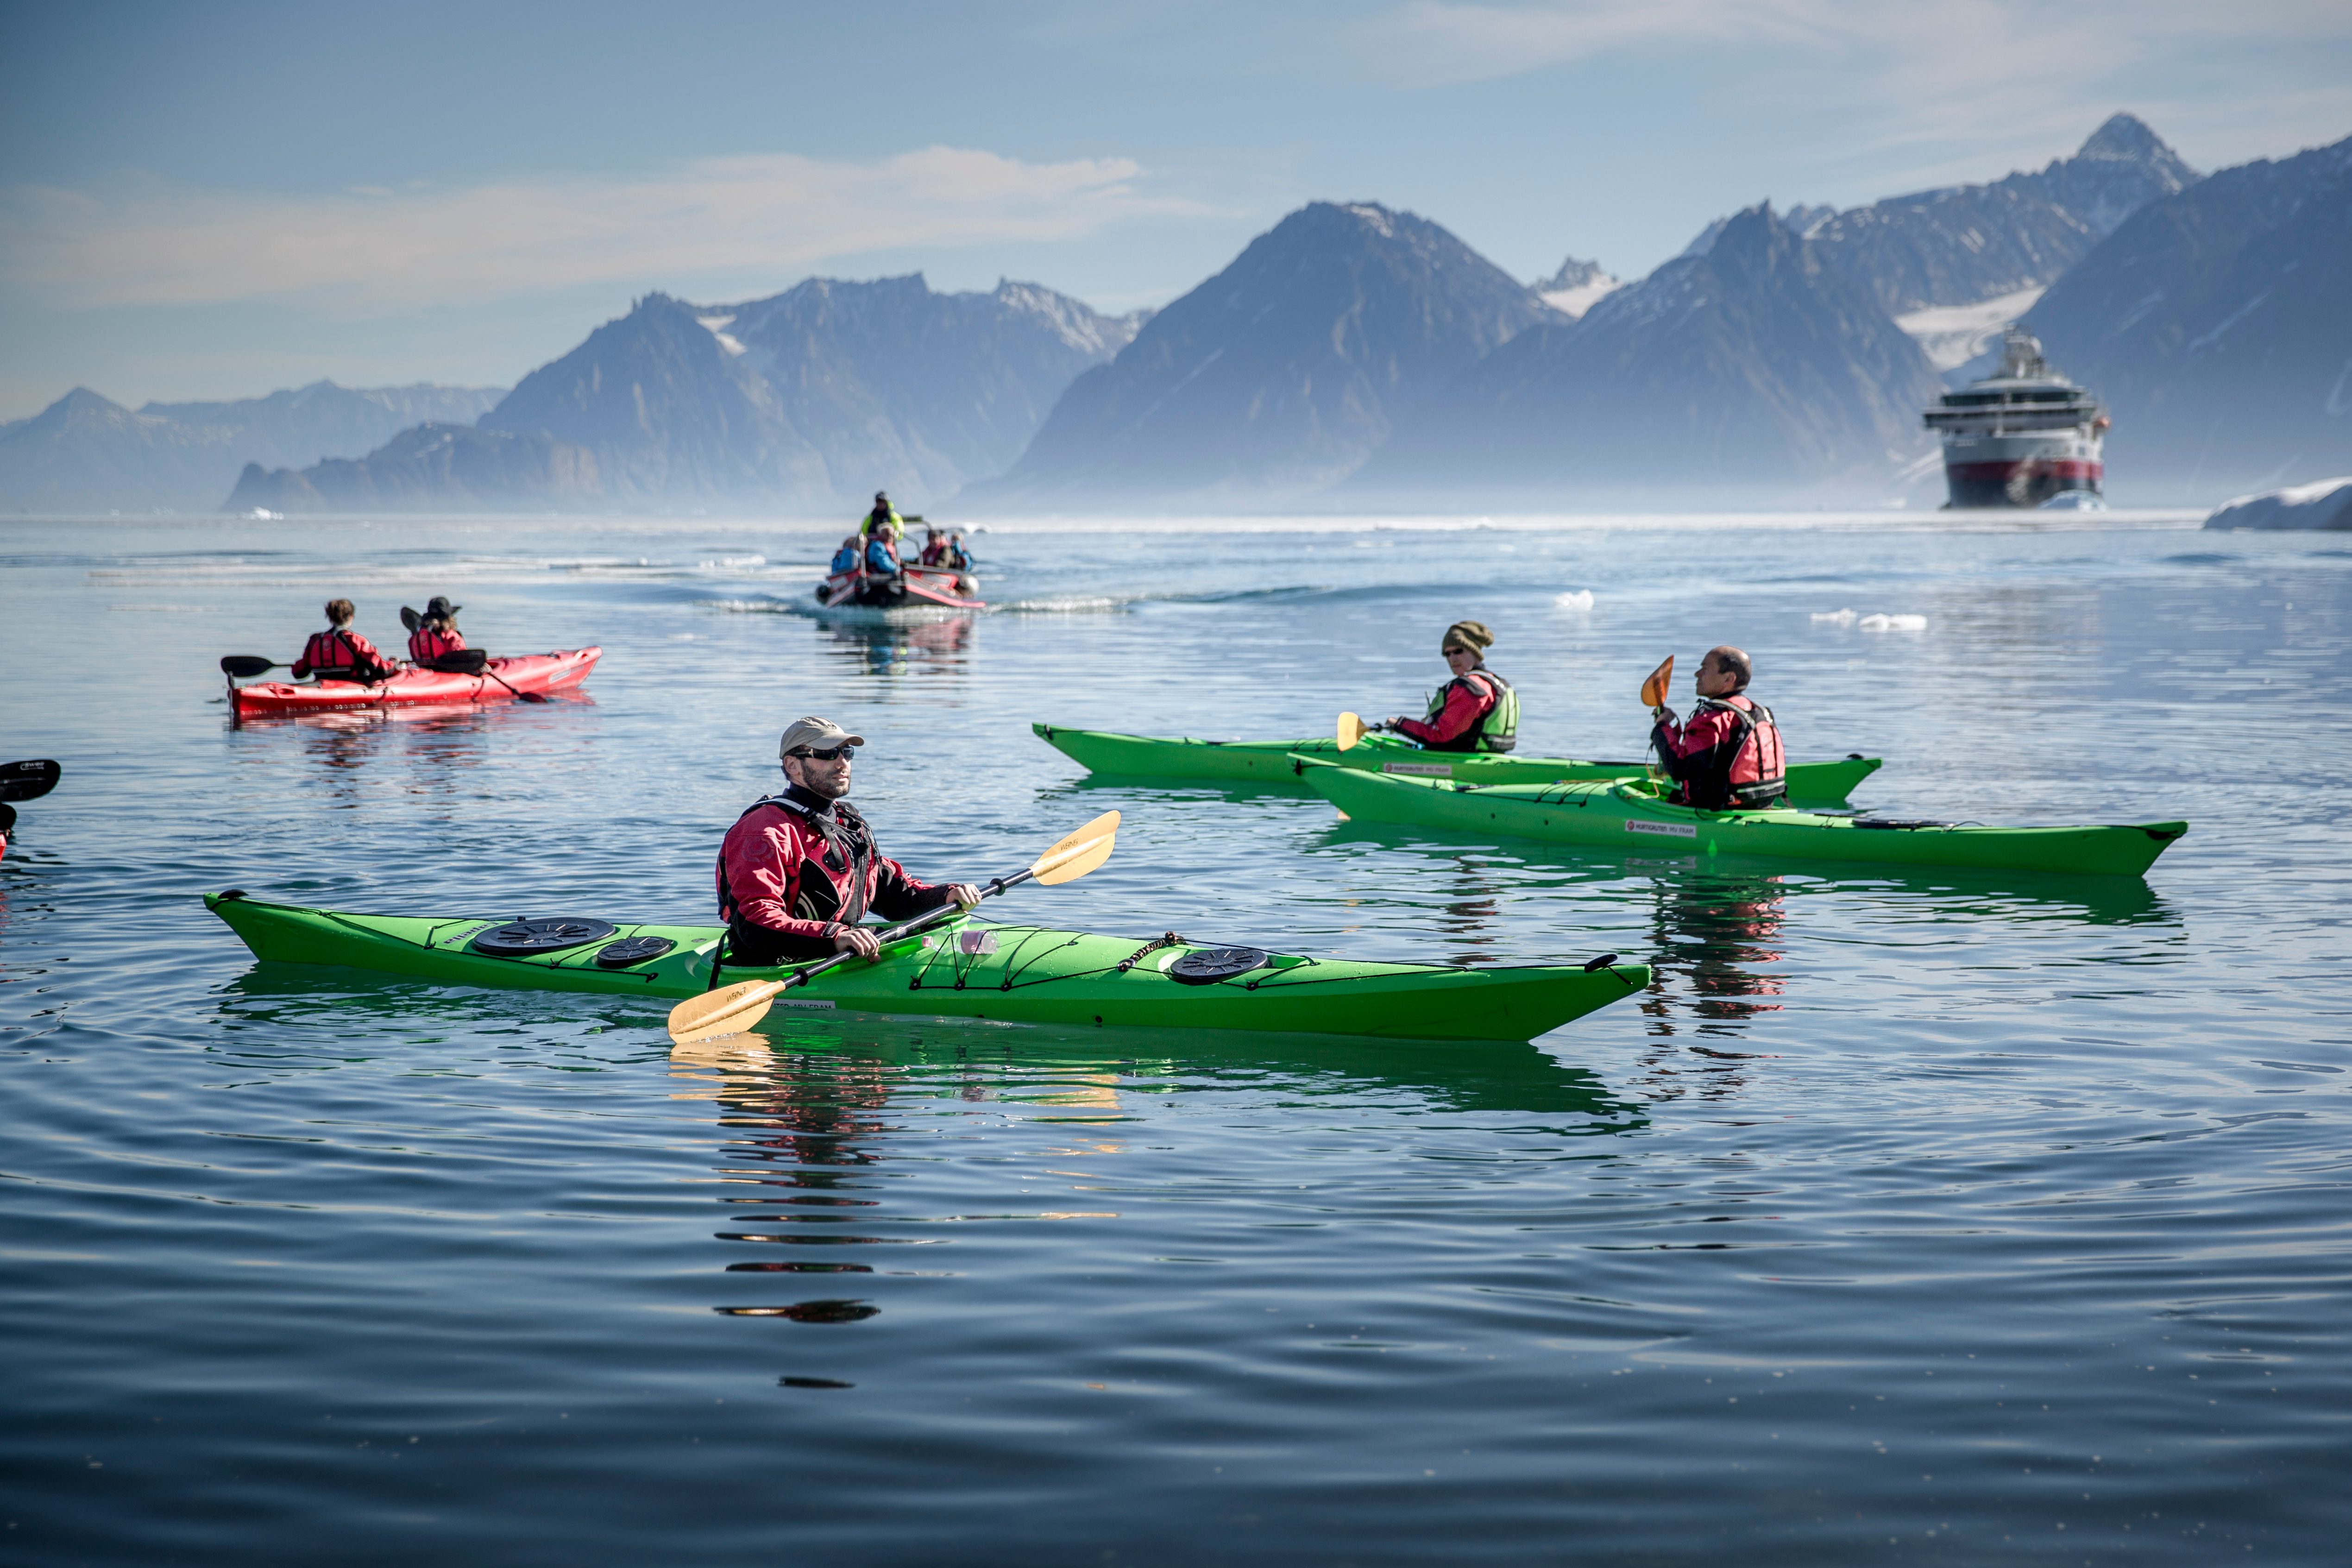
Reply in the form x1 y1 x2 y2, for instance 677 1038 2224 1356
3 511 2347 1563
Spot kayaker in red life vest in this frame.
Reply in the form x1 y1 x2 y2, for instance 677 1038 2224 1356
407 596 466 664
291 599 394 683
1649 645 1787 810
716 716 982 966
1384 621 1519 754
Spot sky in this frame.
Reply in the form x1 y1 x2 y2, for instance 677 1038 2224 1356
2 0 2348 420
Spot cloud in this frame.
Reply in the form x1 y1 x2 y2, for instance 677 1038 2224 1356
0 146 1203 309
1358 0 2352 147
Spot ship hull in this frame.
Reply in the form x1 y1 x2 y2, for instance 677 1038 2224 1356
1941 430 2104 509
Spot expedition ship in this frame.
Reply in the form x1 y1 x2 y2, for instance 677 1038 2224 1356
1924 326 2108 508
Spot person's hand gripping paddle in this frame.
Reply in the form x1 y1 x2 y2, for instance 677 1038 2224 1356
666 810 1121 1045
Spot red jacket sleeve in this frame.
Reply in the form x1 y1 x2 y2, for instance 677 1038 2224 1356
717 810 842 946
1396 679 1494 745
1651 705 1739 762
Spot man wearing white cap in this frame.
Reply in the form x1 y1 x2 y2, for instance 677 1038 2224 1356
715 716 982 966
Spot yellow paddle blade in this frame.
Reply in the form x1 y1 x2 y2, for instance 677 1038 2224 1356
1640 655 1675 708
1337 712 1369 752
667 979 786 1045
1030 809 1119 885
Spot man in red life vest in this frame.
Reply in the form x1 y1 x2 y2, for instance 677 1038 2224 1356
291 598 394 683
716 717 982 967
407 596 466 664
1384 620 1519 754
1649 645 1787 810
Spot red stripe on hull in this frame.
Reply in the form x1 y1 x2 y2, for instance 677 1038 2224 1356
1947 460 2103 482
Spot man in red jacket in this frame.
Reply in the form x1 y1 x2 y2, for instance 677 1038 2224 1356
716 716 981 966
1649 645 1787 810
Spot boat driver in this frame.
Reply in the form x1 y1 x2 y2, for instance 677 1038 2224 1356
858 491 902 541
1383 620 1518 753
1649 645 1787 810
716 717 982 965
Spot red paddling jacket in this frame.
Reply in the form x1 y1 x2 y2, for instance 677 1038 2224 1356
716 785 956 964
1650 693 1786 810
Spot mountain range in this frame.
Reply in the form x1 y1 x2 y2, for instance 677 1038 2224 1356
1352 204 1944 504
962 202 1553 509
0 381 503 514
2023 131 2352 496
7 112 2339 516
230 277 1144 514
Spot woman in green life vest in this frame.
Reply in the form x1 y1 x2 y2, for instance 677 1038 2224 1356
1383 620 1518 753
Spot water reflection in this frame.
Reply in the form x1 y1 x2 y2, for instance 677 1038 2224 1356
820 615 974 678
1641 869 1788 1038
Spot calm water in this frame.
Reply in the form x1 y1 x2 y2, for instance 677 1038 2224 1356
3 511 2349 1565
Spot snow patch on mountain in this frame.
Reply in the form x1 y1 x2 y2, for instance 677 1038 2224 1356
1896 286 2047 373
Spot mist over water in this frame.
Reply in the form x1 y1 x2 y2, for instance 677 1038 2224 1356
3 511 2349 1564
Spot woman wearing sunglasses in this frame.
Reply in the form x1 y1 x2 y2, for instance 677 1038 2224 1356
716 715 982 966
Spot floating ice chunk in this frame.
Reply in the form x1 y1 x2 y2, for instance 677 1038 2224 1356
1859 613 1927 632
1554 589 1594 611
1811 608 1856 625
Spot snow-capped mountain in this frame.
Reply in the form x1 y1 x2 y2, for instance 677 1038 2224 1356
1533 256 1622 319
963 202 1552 508
2027 131 2352 500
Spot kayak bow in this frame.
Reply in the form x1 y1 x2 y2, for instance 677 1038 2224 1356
204 892 1648 1043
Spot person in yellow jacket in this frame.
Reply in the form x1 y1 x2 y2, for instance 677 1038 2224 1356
857 491 903 542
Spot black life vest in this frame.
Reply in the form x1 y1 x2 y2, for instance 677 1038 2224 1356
1418 668 1519 754
716 789 876 938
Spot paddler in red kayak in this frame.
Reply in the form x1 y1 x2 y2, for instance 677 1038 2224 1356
1649 645 1787 810
291 599 395 683
1380 621 1519 753
717 716 982 966
406 596 465 664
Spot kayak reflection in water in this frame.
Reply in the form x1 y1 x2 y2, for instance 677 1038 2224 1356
1379 620 1518 754
1648 645 1787 811
715 715 983 967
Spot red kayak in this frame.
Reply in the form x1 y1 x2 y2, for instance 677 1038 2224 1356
229 648 601 717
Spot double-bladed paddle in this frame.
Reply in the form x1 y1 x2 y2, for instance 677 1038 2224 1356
666 809 1121 1045
422 648 547 703
219 655 288 679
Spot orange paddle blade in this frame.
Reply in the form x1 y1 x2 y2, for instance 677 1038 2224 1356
1640 655 1675 708
1337 712 1369 752
667 979 786 1045
1030 810 1118 885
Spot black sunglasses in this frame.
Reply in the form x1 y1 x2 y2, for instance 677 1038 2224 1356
791 744 857 762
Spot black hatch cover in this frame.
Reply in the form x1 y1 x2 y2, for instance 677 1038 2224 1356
471 917 619 957
1167 946 1270 985
594 935 677 968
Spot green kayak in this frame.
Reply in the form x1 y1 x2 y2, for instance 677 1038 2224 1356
1293 759 2186 879
1032 722 1881 807
204 892 1648 1042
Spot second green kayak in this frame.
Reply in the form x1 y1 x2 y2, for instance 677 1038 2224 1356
1032 722 1882 807
1293 759 2187 878
205 892 1648 1042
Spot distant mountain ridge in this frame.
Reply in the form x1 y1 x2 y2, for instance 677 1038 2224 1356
2027 131 2352 499
1353 203 1943 503
0 381 503 513
963 202 1555 508
1678 115 2199 317
233 275 1144 512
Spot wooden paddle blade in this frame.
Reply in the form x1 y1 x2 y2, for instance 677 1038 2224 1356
1337 712 1369 752
667 979 786 1044
1029 810 1119 885
1640 655 1675 708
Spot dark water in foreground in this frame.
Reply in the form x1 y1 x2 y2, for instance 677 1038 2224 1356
2 511 2348 1564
